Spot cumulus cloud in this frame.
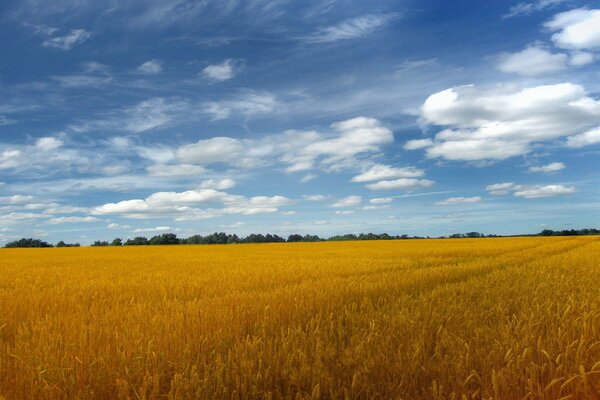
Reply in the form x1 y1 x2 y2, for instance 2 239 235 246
496 45 568 76
351 164 424 182
93 188 291 220
569 51 595 66
566 126 600 147
408 83 600 161
403 138 433 150
35 137 63 151
202 59 240 82
306 14 396 43
331 195 361 208
137 60 162 74
173 116 393 173
545 8 600 50
435 196 482 206
528 162 565 173
42 29 91 50
199 178 236 190
177 137 245 164
366 178 434 191
514 184 575 198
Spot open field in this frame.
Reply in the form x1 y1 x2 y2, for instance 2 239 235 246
0 237 599 399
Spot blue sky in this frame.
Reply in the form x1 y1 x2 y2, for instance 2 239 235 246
0 0 599 244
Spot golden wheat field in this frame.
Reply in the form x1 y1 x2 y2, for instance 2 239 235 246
0 237 599 400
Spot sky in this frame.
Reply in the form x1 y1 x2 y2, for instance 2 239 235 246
0 0 599 244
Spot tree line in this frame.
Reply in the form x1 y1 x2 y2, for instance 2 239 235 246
2 228 598 248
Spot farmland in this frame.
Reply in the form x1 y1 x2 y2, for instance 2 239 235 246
0 236 599 399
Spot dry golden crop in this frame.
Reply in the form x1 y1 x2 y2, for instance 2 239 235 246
0 236 599 399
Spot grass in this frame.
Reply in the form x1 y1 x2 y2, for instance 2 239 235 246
0 236 599 399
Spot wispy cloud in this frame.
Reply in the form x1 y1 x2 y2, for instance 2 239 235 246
305 14 397 43
42 29 92 50
503 0 568 19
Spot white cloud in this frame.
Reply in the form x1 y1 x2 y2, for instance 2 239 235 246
137 59 162 74
569 51 595 66
366 178 434 191
134 226 171 233
0 116 15 126
280 117 394 172
300 174 317 183
200 178 236 190
331 195 361 208
172 116 393 173
93 188 291 220
545 8 600 50
202 91 278 121
514 184 575 198
108 223 131 229
351 164 424 182
146 164 206 177
369 197 393 204
48 216 98 224
220 222 246 228
435 196 482 206
335 210 354 215
496 45 568 76
42 29 91 50
177 137 245 164
303 194 328 201
123 98 183 133
410 83 600 161
35 137 63 151
202 59 240 82
486 182 575 198
52 74 112 88
0 195 35 204
528 162 565 173
486 182 518 196
362 205 390 210
306 14 396 43
566 126 600 147
503 0 568 18
71 98 189 134
403 138 433 150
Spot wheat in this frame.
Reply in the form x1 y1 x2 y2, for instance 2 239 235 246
0 237 598 399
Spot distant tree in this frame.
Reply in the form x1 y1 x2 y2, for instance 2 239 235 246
184 234 204 245
111 238 123 246
287 234 304 242
465 232 483 238
4 238 53 248
124 237 149 246
149 233 180 245
91 240 109 247
56 240 81 247
303 234 323 242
